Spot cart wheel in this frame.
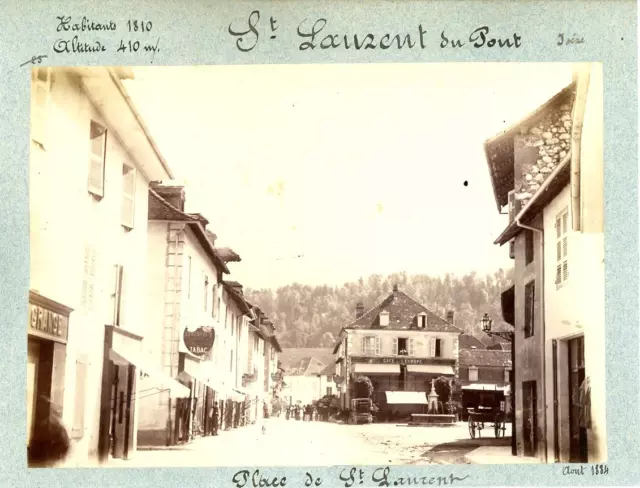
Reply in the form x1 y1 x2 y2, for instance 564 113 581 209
468 417 476 439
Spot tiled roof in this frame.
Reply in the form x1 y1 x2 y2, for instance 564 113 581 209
459 349 512 368
280 348 334 371
487 343 512 351
222 281 251 315
148 190 230 274
286 357 328 376
460 334 487 350
148 188 199 222
319 363 336 376
215 247 242 263
345 288 462 333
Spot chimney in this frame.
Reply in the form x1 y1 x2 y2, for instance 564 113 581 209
150 181 186 211
446 310 455 325
205 230 217 247
393 284 399 296
356 302 364 319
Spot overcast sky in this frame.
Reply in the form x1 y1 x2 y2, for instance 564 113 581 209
124 63 574 290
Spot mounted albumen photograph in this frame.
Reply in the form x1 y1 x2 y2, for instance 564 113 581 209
27 62 604 467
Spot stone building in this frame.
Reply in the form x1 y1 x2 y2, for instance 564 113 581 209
333 285 462 416
485 64 605 463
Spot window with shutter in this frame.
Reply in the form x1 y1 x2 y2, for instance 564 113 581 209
429 337 436 357
408 338 415 356
187 256 192 299
392 337 398 355
31 68 51 147
71 355 88 439
555 209 569 287
435 338 442 358
113 265 124 326
88 121 107 198
375 337 381 356
121 164 136 229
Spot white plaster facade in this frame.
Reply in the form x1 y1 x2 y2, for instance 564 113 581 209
542 64 605 463
29 67 172 463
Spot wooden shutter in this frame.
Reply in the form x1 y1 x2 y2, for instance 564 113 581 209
408 338 415 356
113 265 124 326
88 121 107 198
375 337 381 356
31 68 51 147
429 337 436 357
361 337 366 355
556 210 569 285
121 165 136 229
71 355 88 438
392 337 398 355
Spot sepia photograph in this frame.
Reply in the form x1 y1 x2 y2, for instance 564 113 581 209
27 62 604 468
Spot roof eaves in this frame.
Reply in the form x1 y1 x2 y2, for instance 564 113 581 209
186 221 230 274
494 154 571 246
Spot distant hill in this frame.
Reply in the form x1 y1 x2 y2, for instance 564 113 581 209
246 269 514 349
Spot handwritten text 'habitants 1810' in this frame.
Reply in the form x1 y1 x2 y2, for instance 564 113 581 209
51 16 160 62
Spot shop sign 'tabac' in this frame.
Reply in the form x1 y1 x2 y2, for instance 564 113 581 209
183 326 215 358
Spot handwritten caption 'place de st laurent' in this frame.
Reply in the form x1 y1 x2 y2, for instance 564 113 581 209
52 16 160 62
230 467 470 488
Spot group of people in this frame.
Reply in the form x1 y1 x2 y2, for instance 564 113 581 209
284 404 318 421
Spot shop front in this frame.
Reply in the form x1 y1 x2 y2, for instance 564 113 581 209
97 325 190 462
27 291 72 454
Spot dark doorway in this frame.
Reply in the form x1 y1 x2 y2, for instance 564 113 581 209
522 380 537 457
568 336 588 462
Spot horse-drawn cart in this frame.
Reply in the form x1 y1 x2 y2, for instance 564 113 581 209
348 398 373 424
462 383 511 439
466 405 508 438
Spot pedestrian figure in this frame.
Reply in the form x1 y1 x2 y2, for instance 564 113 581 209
210 402 219 436
28 398 71 468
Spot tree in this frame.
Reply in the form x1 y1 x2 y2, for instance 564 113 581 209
434 376 452 403
245 268 515 348
353 375 374 398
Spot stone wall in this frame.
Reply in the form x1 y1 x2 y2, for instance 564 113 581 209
514 103 573 206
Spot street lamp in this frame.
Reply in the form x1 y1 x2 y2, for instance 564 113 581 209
482 313 514 342
481 313 516 456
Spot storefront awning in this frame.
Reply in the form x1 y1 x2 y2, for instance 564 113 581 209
385 391 428 405
406 364 455 375
353 363 401 374
182 356 229 394
109 349 190 399
462 383 510 392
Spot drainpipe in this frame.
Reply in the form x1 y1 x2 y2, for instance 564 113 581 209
514 216 546 461
571 65 591 233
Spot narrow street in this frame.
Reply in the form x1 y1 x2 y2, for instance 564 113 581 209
103 418 513 467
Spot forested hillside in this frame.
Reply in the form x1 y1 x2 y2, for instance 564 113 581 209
245 269 514 348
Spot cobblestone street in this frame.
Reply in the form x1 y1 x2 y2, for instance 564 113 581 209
100 418 514 467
